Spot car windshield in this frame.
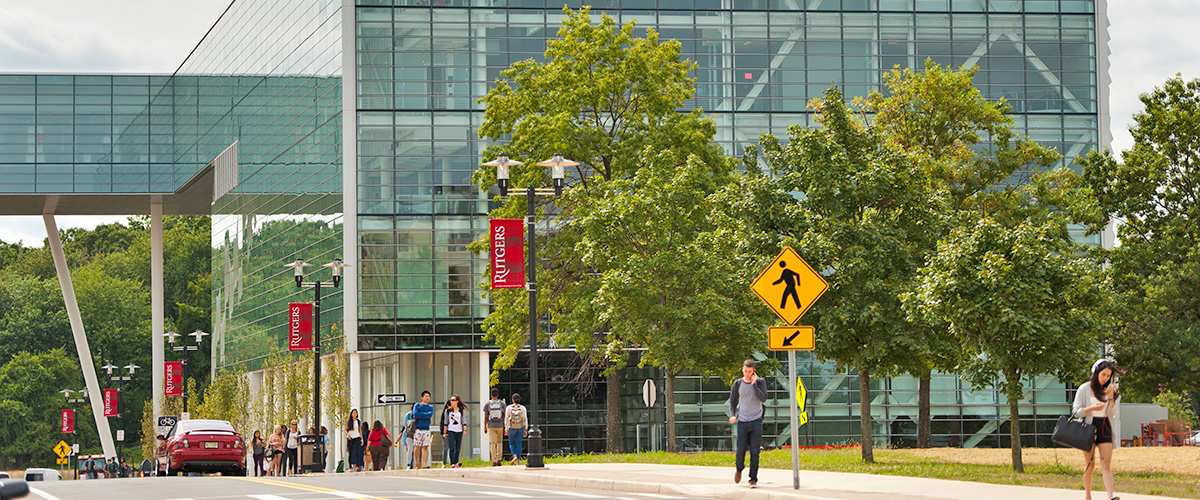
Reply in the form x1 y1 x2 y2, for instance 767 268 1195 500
179 420 236 434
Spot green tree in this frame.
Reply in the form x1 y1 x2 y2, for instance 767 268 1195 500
0 274 72 365
735 88 942 462
901 183 1107 471
867 62 1057 447
473 7 734 452
1076 75 1200 397
0 349 83 468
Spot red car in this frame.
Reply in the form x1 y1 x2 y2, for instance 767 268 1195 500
156 419 247 476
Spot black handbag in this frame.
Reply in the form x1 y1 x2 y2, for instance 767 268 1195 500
1052 415 1096 451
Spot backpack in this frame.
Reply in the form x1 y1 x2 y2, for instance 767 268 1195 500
487 400 505 425
506 404 527 429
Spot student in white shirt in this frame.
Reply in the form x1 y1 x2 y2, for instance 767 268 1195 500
1071 359 1124 500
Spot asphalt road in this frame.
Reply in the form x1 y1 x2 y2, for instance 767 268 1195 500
25 474 704 500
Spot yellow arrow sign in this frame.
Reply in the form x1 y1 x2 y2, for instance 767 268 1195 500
53 440 71 458
768 326 815 351
56 457 69 465
750 247 828 325
797 376 808 426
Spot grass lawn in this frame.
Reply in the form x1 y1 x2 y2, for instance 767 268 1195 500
540 447 1200 498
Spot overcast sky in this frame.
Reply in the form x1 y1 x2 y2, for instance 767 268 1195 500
1 0 1198 246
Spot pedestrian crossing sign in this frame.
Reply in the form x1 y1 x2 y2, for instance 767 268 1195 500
750 246 828 325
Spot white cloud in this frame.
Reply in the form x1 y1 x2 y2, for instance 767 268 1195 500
1107 0 1200 154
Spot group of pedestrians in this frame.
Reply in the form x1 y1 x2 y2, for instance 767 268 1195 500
246 421 328 476
342 388 529 470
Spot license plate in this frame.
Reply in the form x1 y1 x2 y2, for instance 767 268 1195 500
204 442 218 449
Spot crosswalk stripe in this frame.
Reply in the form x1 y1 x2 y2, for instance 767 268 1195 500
330 493 373 499
553 492 606 498
476 492 531 498
632 495 682 499
403 493 452 498
249 495 290 500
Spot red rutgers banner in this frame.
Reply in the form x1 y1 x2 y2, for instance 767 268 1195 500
164 361 183 396
61 409 74 433
103 389 119 417
490 219 525 289
289 302 313 351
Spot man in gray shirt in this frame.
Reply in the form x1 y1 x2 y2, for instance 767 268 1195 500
729 359 768 488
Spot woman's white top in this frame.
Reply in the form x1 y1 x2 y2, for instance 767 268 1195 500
447 410 464 432
1071 383 1122 449
347 423 361 439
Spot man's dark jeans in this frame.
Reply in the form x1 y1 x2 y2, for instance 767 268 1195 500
735 418 763 482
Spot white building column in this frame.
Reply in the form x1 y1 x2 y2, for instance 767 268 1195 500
44 208 117 459
152 198 165 418
478 351 490 463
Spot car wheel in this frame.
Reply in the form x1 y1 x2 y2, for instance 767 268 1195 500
168 467 182 477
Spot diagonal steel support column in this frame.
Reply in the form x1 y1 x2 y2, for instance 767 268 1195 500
43 208 117 460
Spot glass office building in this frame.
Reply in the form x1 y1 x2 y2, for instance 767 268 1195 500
0 0 1110 463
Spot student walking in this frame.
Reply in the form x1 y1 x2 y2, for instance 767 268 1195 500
440 395 467 468
412 391 435 469
401 408 415 469
504 393 528 465
268 425 285 476
250 430 266 477
483 388 507 466
1073 359 1124 500
729 359 767 489
367 420 392 471
346 409 365 472
283 421 300 476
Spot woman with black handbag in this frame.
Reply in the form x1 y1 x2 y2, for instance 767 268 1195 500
1071 359 1123 500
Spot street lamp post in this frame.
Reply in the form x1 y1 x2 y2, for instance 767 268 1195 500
166 330 207 413
284 257 349 473
101 361 139 466
483 153 577 468
61 388 87 476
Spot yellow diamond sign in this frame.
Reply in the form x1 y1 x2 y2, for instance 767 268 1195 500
54 440 71 458
751 246 828 325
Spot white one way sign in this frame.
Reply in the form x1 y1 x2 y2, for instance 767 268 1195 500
377 393 407 404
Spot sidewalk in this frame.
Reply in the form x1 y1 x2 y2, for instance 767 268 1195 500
377 463 1190 500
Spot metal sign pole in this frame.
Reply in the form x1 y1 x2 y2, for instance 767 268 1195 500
788 350 799 490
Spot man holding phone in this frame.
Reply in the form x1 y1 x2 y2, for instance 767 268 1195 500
729 359 768 488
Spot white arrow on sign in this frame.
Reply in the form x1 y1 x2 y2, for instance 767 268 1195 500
377 393 407 404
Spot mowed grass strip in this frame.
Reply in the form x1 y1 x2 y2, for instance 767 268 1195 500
544 447 1200 499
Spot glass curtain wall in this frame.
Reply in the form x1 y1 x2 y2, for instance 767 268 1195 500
206 0 346 372
356 0 1099 450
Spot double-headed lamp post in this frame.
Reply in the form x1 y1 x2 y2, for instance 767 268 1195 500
165 329 208 413
101 361 139 463
483 152 578 468
61 388 87 474
284 257 349 473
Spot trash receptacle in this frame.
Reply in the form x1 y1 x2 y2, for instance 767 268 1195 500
297 434 323 473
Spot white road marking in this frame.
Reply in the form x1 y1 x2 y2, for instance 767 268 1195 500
330 493 372 499
403 493 452 498
476 492 531 498
29 489 65 500
553 492 606 498
632 495 683 499
248 495 291 500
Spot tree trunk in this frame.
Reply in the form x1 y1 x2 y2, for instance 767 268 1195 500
917 374 931 448
859 370 874 463
607 369 623 454
1008 369 1024 472
665 370 676 452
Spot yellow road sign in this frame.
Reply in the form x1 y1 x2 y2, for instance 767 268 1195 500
797 376 808 426
53 440 71 458
768 326 815 351
750 247 828 325
56 457 69 465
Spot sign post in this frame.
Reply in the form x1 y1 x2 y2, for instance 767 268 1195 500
750 246 828 491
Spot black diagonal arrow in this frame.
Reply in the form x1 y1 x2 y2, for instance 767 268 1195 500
782 330 800 347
